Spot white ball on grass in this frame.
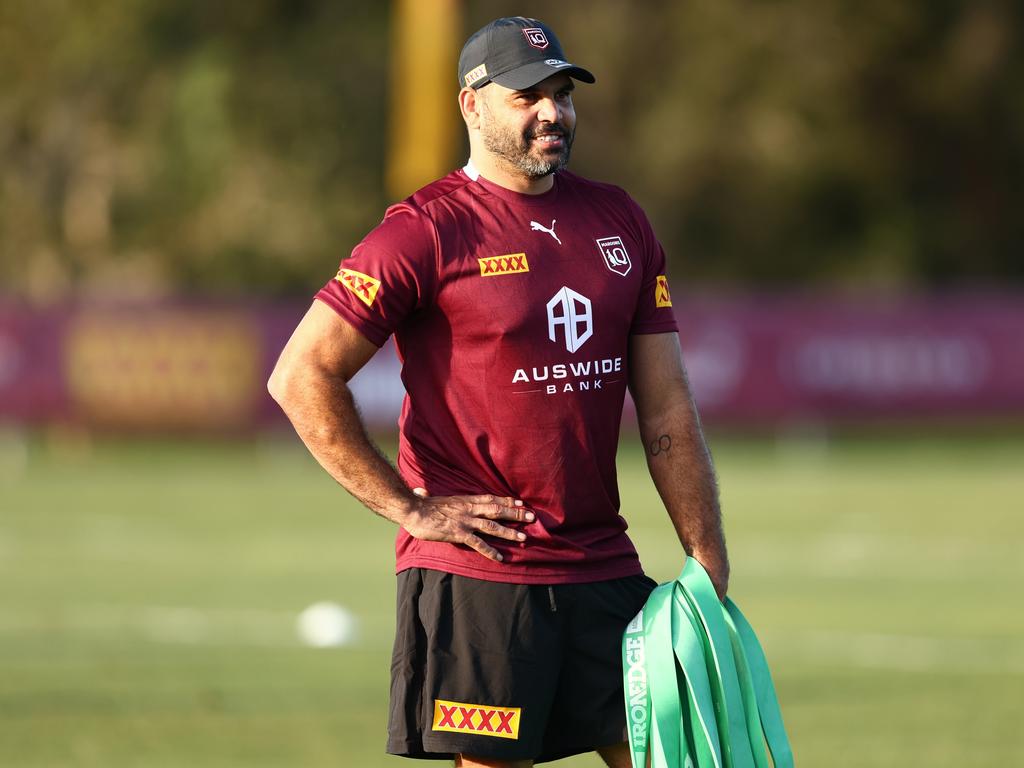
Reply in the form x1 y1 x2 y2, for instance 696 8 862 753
297 602 357 648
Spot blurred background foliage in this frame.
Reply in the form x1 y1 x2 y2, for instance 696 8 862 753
1 0 1021 302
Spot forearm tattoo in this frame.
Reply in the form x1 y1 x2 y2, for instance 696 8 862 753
649 434 672 456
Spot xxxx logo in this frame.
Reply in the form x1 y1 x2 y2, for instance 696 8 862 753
464 62 488 87
478 253 529 277
432 699 521 740
655 275 673 308
335 268 381 307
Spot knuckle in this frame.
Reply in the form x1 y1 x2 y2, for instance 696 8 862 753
466 535 492 556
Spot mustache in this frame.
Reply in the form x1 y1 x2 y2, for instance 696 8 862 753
527 125 569 139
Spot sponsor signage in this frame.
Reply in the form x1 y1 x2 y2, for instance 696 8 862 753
336 268 381 307
547 286 593 353
655 275 673 308
64 311 261 429
479 253 529 276
1 295 1022 431
464 63 488 87
623 610 648 760
432 699 520 739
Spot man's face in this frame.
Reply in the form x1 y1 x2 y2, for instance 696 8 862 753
477 73 576 179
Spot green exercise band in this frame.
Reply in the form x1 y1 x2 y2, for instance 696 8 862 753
622 559 794 768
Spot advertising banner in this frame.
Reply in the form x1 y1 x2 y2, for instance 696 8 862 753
0 296 1021 431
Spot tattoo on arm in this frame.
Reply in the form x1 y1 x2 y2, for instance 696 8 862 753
649 434 672 456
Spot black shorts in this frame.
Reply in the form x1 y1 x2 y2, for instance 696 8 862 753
386 568 657 763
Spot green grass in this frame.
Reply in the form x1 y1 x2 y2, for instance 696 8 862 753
2 431 1022 766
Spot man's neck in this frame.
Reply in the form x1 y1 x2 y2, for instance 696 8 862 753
466 151 555 195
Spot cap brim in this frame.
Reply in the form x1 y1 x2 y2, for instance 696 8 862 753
491 60 595 90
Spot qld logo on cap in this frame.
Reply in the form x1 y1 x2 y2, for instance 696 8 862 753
522 27 549 49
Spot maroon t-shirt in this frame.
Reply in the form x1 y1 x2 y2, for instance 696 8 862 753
316 165 678 584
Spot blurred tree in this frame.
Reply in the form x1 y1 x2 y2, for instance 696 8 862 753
476 0 1023 288
0 0 390 299
0 0 1020 299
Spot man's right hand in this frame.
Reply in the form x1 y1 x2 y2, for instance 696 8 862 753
400 489 535 562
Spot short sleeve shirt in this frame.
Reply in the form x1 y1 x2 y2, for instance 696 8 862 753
317 167 678 584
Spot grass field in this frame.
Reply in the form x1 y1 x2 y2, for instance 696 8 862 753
2 430 1022 766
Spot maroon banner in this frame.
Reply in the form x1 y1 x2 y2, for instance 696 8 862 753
0 295 1022 431
0 301 304 431
0 304 68 422
672 294 1024 423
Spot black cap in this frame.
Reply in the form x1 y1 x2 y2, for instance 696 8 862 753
458 16 595 90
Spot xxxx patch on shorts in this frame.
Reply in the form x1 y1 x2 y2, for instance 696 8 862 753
432 699 521 739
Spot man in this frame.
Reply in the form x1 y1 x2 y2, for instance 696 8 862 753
268 16 728 768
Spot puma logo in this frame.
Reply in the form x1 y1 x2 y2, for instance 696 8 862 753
530 219 561 245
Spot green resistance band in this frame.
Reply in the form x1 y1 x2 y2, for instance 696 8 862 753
622 558 794 768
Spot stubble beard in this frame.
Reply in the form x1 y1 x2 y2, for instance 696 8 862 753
480 109 574 179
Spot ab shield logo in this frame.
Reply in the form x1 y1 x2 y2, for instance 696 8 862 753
547 286 592 353
335 268 381 307
432 699 521 740
596 236 631 277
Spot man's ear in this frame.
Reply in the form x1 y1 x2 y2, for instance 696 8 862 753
459 86 483 130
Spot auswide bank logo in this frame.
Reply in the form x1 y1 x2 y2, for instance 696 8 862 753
514 287 620 394
432 698 520 740
547 286 592 353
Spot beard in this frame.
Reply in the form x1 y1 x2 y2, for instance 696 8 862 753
480 107 574 178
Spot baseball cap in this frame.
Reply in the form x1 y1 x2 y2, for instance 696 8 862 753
458 16 596 91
